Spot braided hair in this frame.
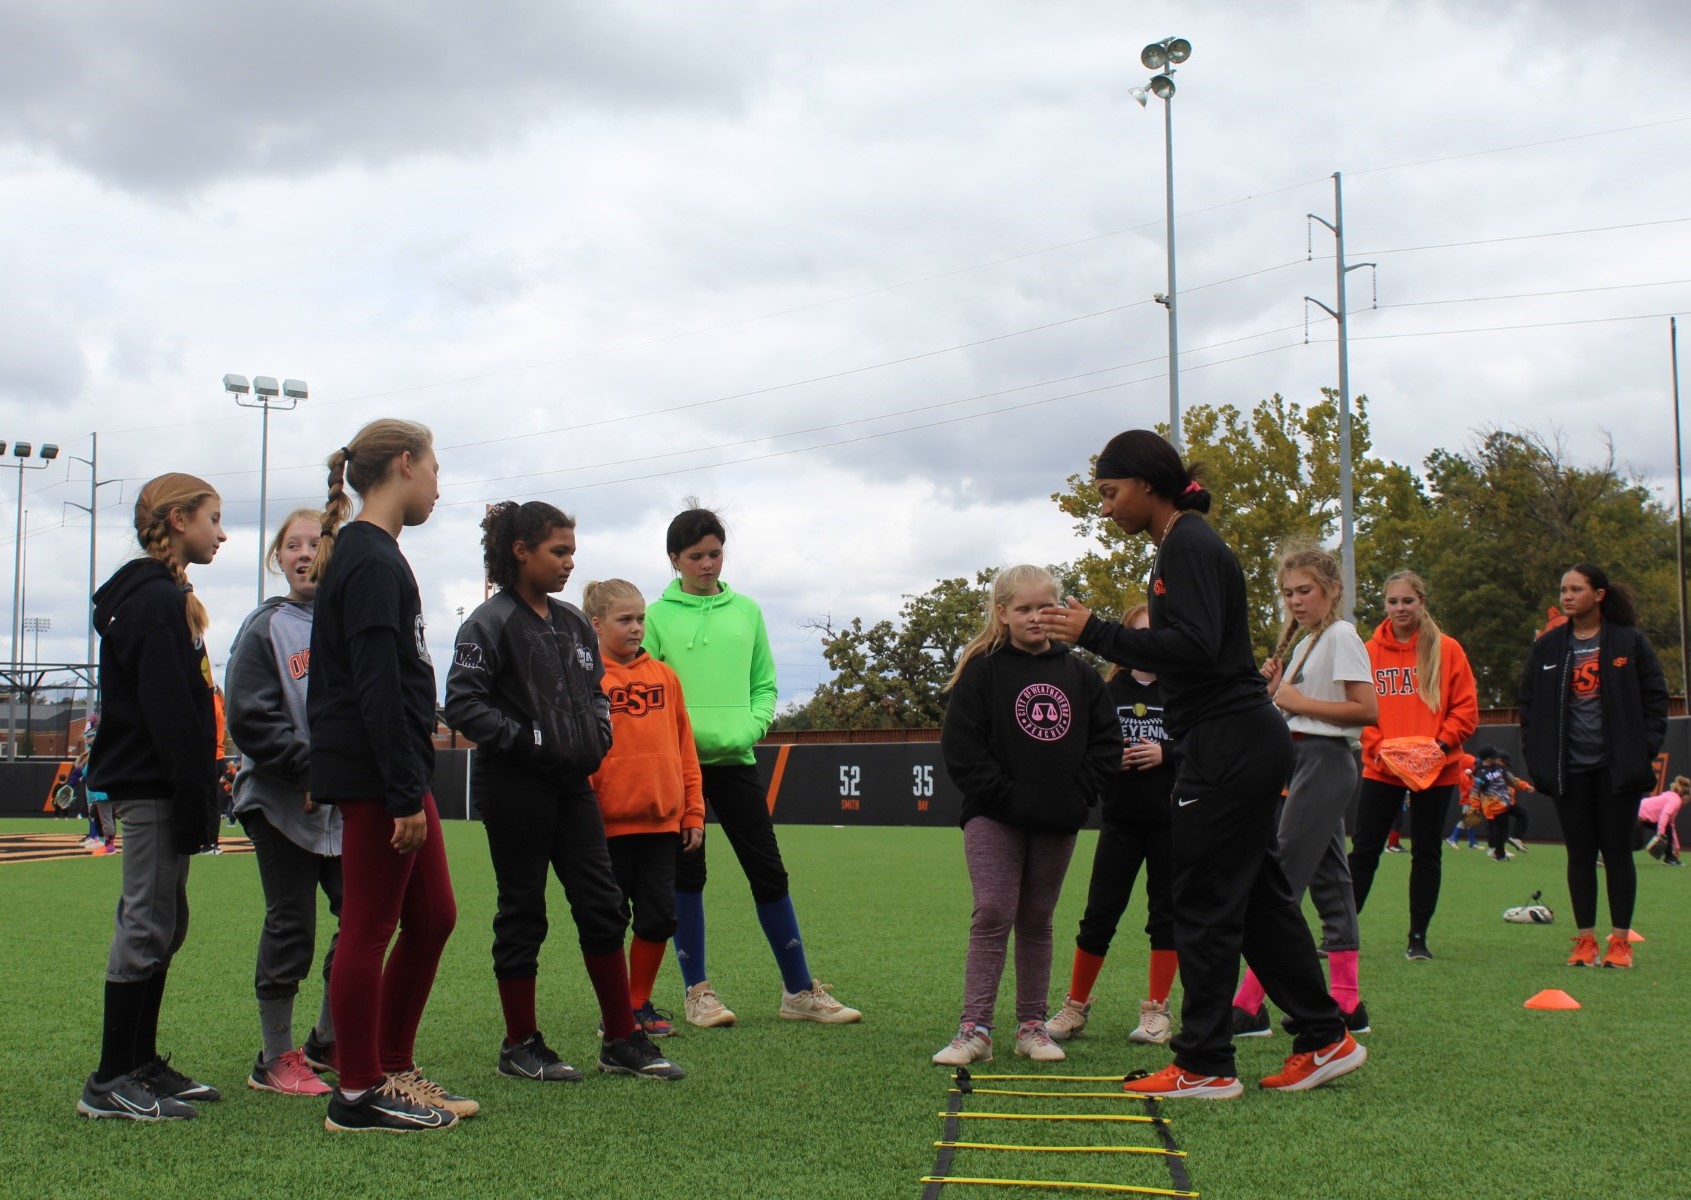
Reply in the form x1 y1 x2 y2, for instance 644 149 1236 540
133 473 217 640
1272 544 1345 670
309 419 433 584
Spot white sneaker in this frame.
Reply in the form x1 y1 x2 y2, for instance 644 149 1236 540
779 980 861 1024
1044 995 1090 1041
1128 999 1172 1045
684 981 736 1028
1014 1020 1065 1062
1509 838 1529 854
931 1025 992 1066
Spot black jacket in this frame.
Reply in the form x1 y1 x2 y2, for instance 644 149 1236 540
443 590 612 782
85 558 218 848
942 642 1119 834
1517 621 1668 799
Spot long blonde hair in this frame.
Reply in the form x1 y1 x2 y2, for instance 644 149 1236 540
1273 545 1344 672
1104 602 1150 683
947 565 1059 689
266 508 324 573
309 419 434 584
1384 569 1444 713
133 473 217 641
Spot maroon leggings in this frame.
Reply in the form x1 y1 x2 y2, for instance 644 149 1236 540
328 794 457 1091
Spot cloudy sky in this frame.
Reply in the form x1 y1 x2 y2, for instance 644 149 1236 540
1 0 1688 708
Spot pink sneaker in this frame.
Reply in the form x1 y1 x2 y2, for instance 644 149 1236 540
247 1048 332 1096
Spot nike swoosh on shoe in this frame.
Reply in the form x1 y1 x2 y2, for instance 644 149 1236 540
374 1103 445 1127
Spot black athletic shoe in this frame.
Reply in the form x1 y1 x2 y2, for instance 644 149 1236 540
498 1032 583 1082
1405 933 1433 961
324 1079 458 1133
134 1054 221 1102
302 1028 337 1075
1230 1004 1271 1038
77 1071 198 1121
597 1030 686 1080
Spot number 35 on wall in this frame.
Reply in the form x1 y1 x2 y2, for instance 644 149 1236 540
912 764 933 811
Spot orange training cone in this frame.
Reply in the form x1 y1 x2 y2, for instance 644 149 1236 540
1627 929 1646 943
1524 989 1581 1011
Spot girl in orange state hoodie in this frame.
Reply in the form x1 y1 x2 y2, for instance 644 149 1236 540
1347 570 1478 961
584 579 706 1039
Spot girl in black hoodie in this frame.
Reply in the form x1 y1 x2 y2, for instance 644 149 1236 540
77 474 226 1122
936 565 1119 1068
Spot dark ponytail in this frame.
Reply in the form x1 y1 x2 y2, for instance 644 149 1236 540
482 500 575 592
1093 429 1211 514
1567 562 1638 627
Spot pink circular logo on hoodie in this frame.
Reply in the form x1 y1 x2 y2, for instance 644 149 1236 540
1015 683 1071 741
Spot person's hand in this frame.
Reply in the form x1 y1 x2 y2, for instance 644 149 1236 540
1119 745 1133 772
1261 657 1283 690
303 793 316 814
1274 682 1307 715
391 811 427 854
1126 738 1164 769
1037 597 1091 645
681 827 704 853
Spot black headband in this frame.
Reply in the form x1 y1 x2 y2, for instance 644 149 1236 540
1094 454 1134 480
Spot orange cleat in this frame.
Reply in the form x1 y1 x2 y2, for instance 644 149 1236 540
1260 1033 1367 1092
1566 933 1599 967
1600 934 1633 969
1122 1063 1242 1100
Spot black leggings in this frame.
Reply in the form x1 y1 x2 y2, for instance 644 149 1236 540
1487 807 1528 856
608 832 681 943
1075 814 1173 956
675 763 790 904
1349 778 1455 936
1553 768 1638 931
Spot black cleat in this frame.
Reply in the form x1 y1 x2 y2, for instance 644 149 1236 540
302 1028 337 1075
77 1071 198 1121
134 1054 220 1102
324 1079 457 1133
1405 933 1433 961
598 1030 686 1080
498 1031 583 1082
1230 1004 1271 1038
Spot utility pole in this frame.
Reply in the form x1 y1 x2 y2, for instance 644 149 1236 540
66 432 120 710
1671 317 1688 713
1305 171 1376 623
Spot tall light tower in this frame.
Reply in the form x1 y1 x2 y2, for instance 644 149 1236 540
226 373 308 605
1131 36 1192 453
4 439 60 759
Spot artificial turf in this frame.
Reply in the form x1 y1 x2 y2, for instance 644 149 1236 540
0 815 1682 1200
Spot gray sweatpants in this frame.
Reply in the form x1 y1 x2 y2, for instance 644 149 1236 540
105 799 191 983
960 815 1077 1028
1277 738 1361 952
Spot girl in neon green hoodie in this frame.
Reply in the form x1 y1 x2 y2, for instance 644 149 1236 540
644 507 861 1029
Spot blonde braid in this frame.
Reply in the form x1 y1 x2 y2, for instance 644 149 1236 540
309 450 353 585
133 474 214 641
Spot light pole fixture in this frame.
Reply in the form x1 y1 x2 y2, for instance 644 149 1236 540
22 616 49 664
226 372 308 605
4 439 60 759
1130 36 1192 453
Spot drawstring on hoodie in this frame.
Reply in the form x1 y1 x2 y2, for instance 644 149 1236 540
686 592 718 650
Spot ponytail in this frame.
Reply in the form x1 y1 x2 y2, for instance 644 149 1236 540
309 419 433 584
1567 562 1638 627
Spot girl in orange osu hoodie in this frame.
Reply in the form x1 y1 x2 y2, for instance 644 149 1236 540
1347 570 1477 961
584 579 705 1039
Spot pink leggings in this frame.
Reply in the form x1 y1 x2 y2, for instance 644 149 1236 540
328 794 457 1091
960 816 1077 1028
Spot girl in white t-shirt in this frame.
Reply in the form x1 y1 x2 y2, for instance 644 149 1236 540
1229 547 1379 1038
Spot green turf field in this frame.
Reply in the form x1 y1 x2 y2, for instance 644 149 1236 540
1 816 1682 1200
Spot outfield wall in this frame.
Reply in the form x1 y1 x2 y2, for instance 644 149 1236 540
8 718 1690 836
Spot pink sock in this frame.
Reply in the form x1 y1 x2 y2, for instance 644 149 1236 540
1232 968 1266 1013
1327 950 1359 1013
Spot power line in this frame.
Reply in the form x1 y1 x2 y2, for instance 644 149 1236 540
1375 279 1691 310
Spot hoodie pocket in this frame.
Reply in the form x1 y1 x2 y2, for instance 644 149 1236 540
1000 780 1088 835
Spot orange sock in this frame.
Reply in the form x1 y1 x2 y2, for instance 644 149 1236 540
1070 948 1106 1003
628 937 668 1009
1148 950 1178 1003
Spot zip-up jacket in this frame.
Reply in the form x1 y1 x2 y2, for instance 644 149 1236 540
225 597 341 857
1518 621 1667 799
444 590 612 780
589 651 705 837
1359 622 1478 788
942 642 1120 834
642 579 776 766
85 558 218 848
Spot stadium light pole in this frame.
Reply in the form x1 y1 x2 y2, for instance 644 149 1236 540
226 373 307 606
4 440 60 759
1131 36 1192 453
